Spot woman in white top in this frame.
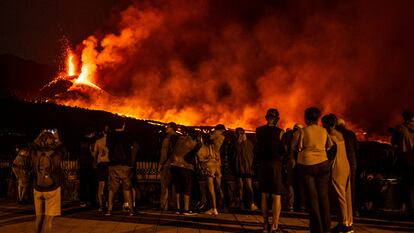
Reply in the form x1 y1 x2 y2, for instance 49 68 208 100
290 107 334 233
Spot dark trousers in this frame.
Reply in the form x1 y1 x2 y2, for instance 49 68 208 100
350 166 357 211
298 161 331 233
79 166 97 204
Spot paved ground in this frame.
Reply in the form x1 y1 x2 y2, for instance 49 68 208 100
0 201 413 233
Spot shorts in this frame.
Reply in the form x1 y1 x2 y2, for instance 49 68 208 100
108 166 132 192
200 160 222 178
171 166 193 195
258 161 282 195
96 162 109 182
34 187 61 216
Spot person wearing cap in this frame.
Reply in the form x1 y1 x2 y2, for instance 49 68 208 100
197 124 226 216
254 108 286 233
336 118 359 216
396 110 414 215
159 122 179 211
291 107 334 233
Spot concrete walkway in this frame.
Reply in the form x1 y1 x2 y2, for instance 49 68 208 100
0 201 413 232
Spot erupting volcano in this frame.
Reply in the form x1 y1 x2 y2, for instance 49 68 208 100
44 0 413 141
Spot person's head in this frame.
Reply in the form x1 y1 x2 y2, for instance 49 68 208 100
293 123 303 131
103 125 110 134
214 124 226 132
402 110 414 122
166 122 177 134
265 108 280 125
337 118 346 127
304 107 321 125
235 127 246 141
321 113 338 133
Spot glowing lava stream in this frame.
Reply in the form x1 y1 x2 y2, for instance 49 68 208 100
67 50 103 91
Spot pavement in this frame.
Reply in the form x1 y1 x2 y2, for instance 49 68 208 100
0 200 413 233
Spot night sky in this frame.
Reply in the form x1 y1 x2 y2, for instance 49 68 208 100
0 0 124 65
1 0 414 135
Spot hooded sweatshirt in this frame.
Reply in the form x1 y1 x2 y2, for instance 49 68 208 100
399 120 414 166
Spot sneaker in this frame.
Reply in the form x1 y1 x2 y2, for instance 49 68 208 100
204 208 218 215
288 206 294 212
98 206 104 212
345 226 354 233
250 203 259 211
104 211 111 216
128 211 134 216
80 202 87 208
183 210 197 216
331 224 349 233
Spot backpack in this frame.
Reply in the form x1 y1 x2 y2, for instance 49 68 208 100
35 150 55 188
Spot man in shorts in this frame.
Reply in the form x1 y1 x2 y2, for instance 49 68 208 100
106 123 138 216
255 109 286 233
30 129 65 233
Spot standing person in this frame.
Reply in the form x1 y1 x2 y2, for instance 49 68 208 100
30 129 65 233
170 133 199 215
12 145 31 204
197 124 226 216
254 108 286 233
105 122 138 216
396 110 414 215
92 126 110 212
282 124 304 212
322 114 353 233
79 132 97 208
336 118 359 216
290 107 333 233
159 122 179 211
232 127 258 211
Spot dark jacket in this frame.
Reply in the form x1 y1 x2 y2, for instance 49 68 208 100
398 120 414 166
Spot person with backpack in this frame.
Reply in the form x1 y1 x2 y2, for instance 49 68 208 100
30 129 65 233
159 122 179 211
105 122 138 216
12 145 31 204
254 108 286 233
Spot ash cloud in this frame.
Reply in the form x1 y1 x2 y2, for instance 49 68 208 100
65 0 414 136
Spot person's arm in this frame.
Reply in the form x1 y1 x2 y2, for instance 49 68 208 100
131 141 139 167
159 137 169 166
326 135 337 161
